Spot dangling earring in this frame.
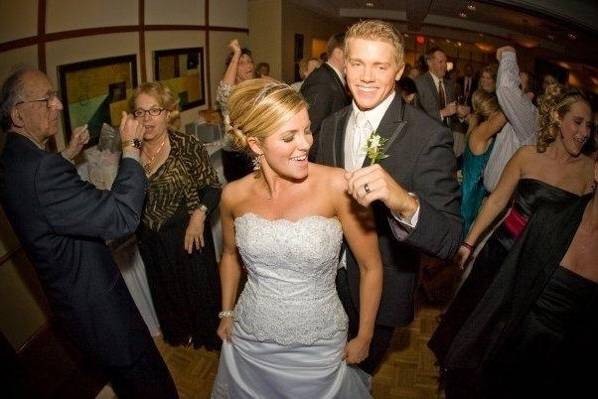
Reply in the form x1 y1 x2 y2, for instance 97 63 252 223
252 154 263 171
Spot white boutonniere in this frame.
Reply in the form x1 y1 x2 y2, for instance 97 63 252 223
363 132 389 165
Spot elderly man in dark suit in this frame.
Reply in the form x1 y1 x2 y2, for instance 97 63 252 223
317 20 462 375
301 32 351 160
0 68 177 398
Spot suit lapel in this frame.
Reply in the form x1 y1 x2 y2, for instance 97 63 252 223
360 94 408 168
425 72 440 109
332 108 351 168
323 63 346 98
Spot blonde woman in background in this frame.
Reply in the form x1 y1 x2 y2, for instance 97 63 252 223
290 56 321 91
211 79 382 398
460 90 507 234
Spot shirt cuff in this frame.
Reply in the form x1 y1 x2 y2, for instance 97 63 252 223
390 193 420 229
122 151 140 162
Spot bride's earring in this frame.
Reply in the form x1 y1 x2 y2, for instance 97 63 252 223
252 154 264 171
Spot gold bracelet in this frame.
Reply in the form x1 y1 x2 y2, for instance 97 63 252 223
218 310 234 319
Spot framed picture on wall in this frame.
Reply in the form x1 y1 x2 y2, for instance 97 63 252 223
58 55 138 145
154 47 205 111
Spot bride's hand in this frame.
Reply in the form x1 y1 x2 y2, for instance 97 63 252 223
217 317 234 342
344 335 371 364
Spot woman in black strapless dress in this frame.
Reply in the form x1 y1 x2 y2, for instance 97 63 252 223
448 159 597 398
429 85 596 398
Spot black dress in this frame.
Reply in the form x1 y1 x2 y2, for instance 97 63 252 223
137 131 222 349
434 194 596 399
484 265 598 398
429 179 580 374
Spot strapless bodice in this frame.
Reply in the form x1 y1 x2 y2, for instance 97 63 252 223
513 178 580 217
233 213 347 345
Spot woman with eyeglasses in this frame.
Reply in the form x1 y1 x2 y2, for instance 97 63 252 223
130 82 222 350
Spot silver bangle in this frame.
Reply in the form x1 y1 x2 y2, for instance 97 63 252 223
218 310 234 319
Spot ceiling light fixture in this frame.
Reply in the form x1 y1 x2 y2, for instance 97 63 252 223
466 4 476 12
568 33 577 40
459 11 468 18
365 1 374 7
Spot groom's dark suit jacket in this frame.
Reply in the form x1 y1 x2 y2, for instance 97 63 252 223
317 94 462 327
0 132 152 367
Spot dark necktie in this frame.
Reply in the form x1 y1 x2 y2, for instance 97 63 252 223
438 80 446 109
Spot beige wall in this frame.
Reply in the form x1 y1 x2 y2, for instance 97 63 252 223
248 0 282 80
0 0 248 352
281 2 346 84
0 0 37 43
46 0 138 32
146 0 206 25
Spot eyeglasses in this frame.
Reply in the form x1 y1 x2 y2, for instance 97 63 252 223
15 91 60 107
133 108 165 118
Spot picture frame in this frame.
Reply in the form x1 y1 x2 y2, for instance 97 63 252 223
58 55 138 146
154 47 205 111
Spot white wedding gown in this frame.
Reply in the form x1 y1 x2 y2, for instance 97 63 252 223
211 213 371 398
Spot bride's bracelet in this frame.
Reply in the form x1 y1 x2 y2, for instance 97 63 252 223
218 310 235 319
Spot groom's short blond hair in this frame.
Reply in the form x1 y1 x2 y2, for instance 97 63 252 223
345 19 405 67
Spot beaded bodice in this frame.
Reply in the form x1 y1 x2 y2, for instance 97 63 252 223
233 213 348 345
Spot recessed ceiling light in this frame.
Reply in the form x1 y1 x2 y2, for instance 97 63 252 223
466 4 476 12
365 1 374 7
457 41 463 47
459 11 468 18
568 33 577 40
446 38 452 43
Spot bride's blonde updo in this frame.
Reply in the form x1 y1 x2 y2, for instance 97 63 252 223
537 84 589 153
224 79 307 153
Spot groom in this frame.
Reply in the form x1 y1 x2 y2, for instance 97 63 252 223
316 20 462 374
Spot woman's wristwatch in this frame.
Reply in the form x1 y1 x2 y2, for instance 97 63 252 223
122 138 143 149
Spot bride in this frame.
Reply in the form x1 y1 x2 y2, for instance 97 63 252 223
211 79 383 398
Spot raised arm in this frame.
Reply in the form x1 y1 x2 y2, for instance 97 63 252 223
36 113 146 240
468 111 507 155
495 47 537 144
216 185 243 342
222 39 242 86
334 171 382 364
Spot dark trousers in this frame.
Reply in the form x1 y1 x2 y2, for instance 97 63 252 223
336 267 395 375
107 342 178 399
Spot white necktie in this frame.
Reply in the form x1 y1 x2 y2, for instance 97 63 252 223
351 111 372 171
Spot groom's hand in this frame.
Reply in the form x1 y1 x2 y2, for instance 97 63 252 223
345 164 418 220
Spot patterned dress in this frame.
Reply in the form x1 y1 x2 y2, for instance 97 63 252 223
137 130 222 349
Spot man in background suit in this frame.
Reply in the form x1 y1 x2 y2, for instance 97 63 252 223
456 63 477 107
317 20 462 375
301 32 351 160
416 47 469 160
0 68 177 398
